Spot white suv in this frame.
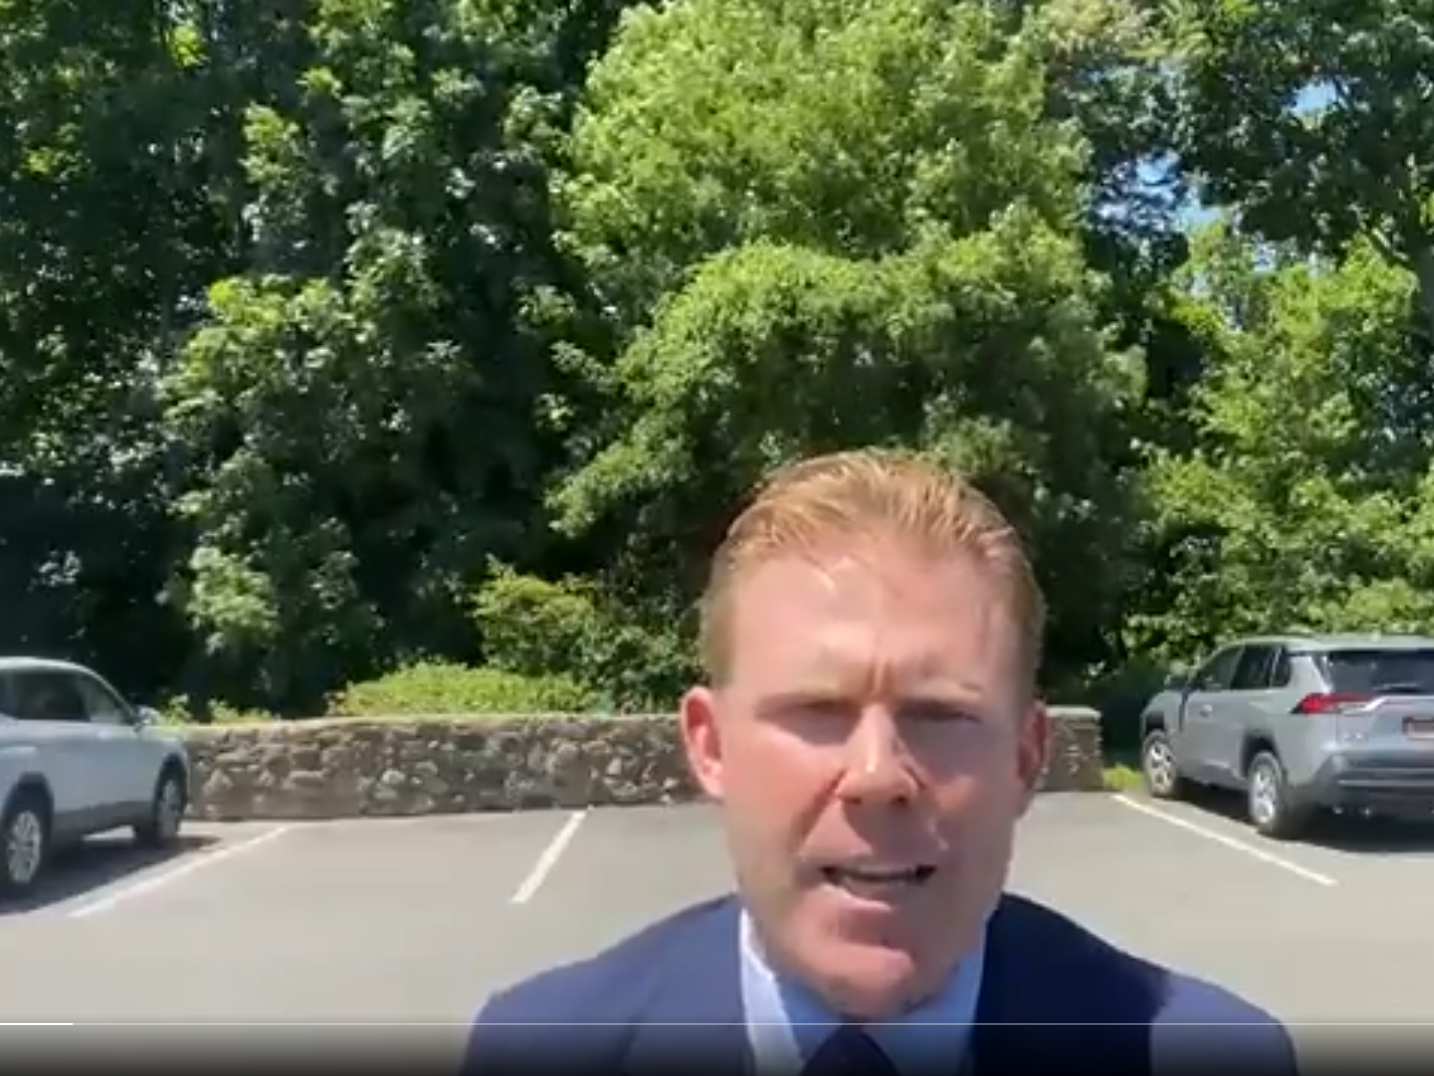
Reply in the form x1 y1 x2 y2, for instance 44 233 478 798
0 657 191 896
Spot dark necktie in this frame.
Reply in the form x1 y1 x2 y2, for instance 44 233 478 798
801 1024 902 1076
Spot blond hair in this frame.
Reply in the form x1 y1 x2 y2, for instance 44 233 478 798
698 448 1045 687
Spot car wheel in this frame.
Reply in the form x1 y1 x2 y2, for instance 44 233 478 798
0 792 50 896
1246 750 1313 840
134 769 186 848
1140 729 1186 800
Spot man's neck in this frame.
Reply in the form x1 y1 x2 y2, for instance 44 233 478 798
738 907 990 1023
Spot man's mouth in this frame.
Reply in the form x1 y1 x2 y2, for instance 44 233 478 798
820 863 937 899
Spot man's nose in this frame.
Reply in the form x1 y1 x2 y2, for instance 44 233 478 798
835 709 920 804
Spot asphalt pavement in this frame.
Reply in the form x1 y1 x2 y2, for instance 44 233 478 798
2 790 1432 1066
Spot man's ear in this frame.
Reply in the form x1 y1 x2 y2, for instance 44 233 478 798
1014 698 1051 815
679 685 726 802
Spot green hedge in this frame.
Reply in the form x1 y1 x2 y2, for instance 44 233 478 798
1068 656 1171 761
326 661 599 717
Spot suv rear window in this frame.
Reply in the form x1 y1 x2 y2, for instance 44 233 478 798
1322 649 1434 695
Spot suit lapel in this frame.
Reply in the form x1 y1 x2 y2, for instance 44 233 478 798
968 892 1099 1073
622 894 755 1076
967 892 1158 1076
968 894 1033 1076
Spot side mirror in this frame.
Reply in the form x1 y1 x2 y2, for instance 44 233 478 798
133 706 161 728
1163 667 1190 691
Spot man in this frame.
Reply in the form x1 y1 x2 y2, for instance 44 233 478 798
463 449 1298 1076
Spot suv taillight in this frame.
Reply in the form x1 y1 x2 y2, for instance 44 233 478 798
1292 692 1369 714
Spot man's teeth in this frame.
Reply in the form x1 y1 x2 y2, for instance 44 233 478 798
823 865 934 885
847 867 917 882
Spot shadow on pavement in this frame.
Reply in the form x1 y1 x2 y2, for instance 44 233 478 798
0 832 220 916
1174 785 1434 855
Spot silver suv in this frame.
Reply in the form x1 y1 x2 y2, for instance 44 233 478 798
0 658 191 895
1138 633 1434 839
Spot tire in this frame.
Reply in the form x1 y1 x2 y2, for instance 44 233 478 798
0 790 50 897
1140 729 1187 800
134 767 186 848
1246 750 1314 840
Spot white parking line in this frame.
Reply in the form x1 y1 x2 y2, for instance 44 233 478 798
510 810 587 905
67 825 295 919
1112 794 1338 887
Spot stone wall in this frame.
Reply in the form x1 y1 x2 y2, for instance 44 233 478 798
176 706 1104 821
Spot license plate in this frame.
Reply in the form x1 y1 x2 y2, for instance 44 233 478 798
1404 718 1434 738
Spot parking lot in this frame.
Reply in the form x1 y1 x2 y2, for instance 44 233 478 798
2 790 1432 1062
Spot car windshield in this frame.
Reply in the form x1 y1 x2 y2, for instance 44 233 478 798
1321 648 1434 695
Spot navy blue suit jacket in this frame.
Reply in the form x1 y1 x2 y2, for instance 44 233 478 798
464 891 1298 1076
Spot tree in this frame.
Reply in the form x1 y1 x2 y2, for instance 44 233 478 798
1131 223 1434 661
1169 0 1434 337
156 0 608 709
548 0 1147 684
0 0 230 689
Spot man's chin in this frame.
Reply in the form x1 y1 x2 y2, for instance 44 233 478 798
802 934 935 1021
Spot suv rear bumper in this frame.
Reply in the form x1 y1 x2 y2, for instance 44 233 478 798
1306 753 1434 813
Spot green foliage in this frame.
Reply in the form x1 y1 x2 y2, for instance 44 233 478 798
1168 0 1434 273
1101 762 1143 792
549 0 1149 681
148 0 603 711
328 661 597 717
560 0 1087 322
155 695 275 727
473 561 699 711
6 0 1434 731
1064 655 1173 755
1126 226 1434 666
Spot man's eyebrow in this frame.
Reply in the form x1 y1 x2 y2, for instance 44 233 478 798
754 680 990 710
753 688 852 713
908 680 990 702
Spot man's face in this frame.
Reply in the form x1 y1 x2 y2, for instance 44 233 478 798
680 539 1048 1020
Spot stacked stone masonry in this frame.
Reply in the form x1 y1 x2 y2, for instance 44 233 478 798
177 707 1105 821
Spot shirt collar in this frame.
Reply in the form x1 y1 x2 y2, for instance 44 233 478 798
739 907 988 1076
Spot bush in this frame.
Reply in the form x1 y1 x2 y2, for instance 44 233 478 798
326 661 598 716
1069 655 1173 759
473 562 699 710
155 694 274 726
473 564 601 679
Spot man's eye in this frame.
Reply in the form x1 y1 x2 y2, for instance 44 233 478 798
900 701 978 724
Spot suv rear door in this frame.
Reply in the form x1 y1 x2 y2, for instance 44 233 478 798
1316 647 1434 751
1210 642 1295 784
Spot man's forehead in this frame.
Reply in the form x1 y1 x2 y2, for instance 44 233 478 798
723 547 1018 686
731 542 1002 616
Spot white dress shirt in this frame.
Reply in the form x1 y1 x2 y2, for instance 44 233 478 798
739 908 987 1076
